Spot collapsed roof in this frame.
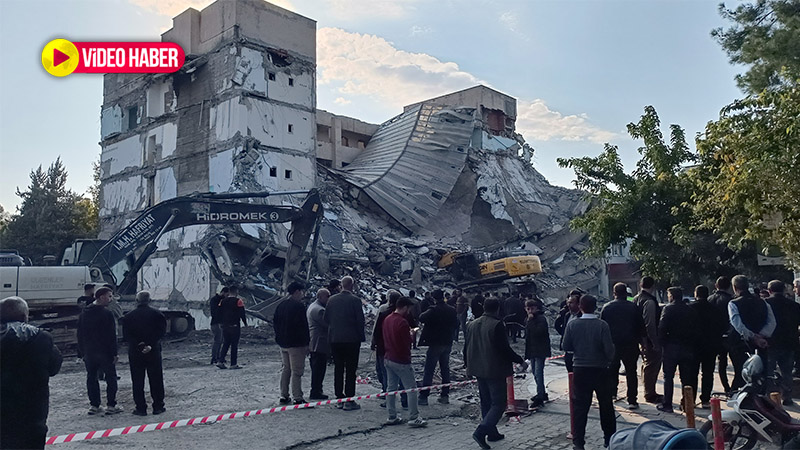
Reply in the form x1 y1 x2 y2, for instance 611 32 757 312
337 103 474 232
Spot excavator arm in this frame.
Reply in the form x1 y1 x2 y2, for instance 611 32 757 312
90 189 323 294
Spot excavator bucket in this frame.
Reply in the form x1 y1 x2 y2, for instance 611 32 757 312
281 189 323 290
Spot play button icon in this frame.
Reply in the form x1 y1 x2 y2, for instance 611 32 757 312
53 48 70 67
42 39 79 77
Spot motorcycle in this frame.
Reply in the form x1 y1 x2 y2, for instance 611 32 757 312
699 354 800 449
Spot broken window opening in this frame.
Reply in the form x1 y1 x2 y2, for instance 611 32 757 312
357 140 366 149
288 124 294 133
341 136 349 147
284 169 292 179
288 78 294 86
269 167 277 177
268 72 276 81
127 106 138 131
341 162 350 168
267 50 290 67
486 109 506 134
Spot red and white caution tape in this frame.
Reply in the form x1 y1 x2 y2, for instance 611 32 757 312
546 354 566 361
45 379 478 445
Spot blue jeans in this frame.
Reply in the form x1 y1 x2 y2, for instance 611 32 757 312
385 359 418 420
531 357 546 399
768 348 795 399
420 344 451 398
476 377 507 436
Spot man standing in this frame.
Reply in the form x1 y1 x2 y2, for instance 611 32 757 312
563 295 616 450
77 283 95 308
708 276 734 394
1 297 62 449
273 281 310 405
418 289 458 406
600 283 643 410
728 275 776 391
383 297 428 428
77 286 121 415
504 294 526 343
324 276 365 410
470 294 485 320
121 291 167 416
658 287 700 412
555 290 582 373
525 299 551 408
209 286 228 365
764 280 800 405
217 285 247 370
691 285 725 408
454 289 468 342
307 288 331 401
635 276 663 404
464 298 526 449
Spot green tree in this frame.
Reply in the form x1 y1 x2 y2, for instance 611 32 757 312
712 0 800 94
558 106 769 285
692 86 800 267
691 0 800 269
0 158 97 264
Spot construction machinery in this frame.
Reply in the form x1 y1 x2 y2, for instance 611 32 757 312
0 189 323 349
438 249 542 295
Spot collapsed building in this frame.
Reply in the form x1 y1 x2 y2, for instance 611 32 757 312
97 0 604 328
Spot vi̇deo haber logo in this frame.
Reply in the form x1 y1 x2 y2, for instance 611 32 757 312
42 39 185 77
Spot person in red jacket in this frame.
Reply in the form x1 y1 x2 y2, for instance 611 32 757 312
383 297 428 428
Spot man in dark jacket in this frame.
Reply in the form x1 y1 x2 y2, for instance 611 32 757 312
121 291 167 416
1 296 62 449
600 282 643 409
658 287 700 412
77 283 95 308
690 285 724 408
209 286 228 365
635 276 663 404
525 299 551 408
217 285 247 370
273 281 310 404
324 276 366 410
563 295 615 450
728 275 775 390
504 295 526 342
555 289 582 373
764 280 800 405
307 288 331 400
464 298 526 449
418 289 459 405
77 286 121 415
708 276 734 394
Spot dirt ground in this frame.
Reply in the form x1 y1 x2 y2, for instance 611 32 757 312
46 326 485 449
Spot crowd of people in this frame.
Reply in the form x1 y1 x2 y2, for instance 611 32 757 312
3 272 800 449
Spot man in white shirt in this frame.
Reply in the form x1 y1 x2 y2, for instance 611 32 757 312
727 275 775 390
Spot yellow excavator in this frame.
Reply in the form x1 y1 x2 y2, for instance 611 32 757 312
438 249 542 289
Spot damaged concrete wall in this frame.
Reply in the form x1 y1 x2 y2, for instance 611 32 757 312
98 0 317 327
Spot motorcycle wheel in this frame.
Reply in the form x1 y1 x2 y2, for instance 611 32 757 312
699 420 759 450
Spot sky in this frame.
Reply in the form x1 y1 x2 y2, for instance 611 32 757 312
0 0 744 213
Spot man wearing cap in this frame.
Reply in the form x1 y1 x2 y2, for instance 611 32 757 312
77 286 121 415
121 291 167 416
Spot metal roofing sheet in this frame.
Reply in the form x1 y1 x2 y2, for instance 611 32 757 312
338 103 474 231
